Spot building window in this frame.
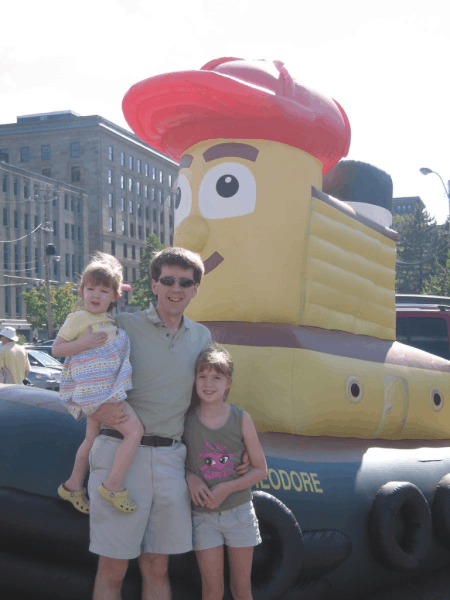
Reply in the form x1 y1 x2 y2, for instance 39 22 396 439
109 217 114 232
128 177 133 192
138 224 143 239
123 242 128 258
132 267 136 281
130 223 135 237
5 288 10 316
13 179 18 196
137 159 141 174
65 253 70 277
145 163 149 177
121 197 125 212
129 199 133 214
111 240 116 256
72 255 76 278
136 181 141 195
160 211 164 225
24 213 29 230
54 260 59 277
137 203 142 217
53 220 58 237
167 194 172 207
158 190 162 203
170 234 173 246
34 215 39 229
153 208 157 222
121 220 126 235
78 256 83 274
35 248 40 275
160 231 165 244
14 244 20 272
151 187 155 201
108 193 114 208
108 146 113 161
145 206 150 220
159 170 163 184
64 194 69 210
152 167 156 180
65 223 70 239
169 214 174 228
15 287 21 315
71 167 81 182
4 245 9 271
33 183 39 199
132 245 136 260
128 155 133 170
168 174 172 187
70 142 80 158
144 184 148 199
108 169 113 185
42 168 51 178
14 210 19 229
120 175 124 189
146 227 150 238
25 247 31 275
41 144 51 160
71 195 75 211
124 267 128 282
23 181 29 199
0 149 9 162
71 224 75 240
20 147 30 162
2 174 8 193
77 198 81 213
78 226 82 242
3 208 8 226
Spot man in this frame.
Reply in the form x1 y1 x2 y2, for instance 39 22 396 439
0 326 30 384
89 247 212 600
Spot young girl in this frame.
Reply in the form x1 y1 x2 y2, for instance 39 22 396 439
184 344 267 600
53 252 143 515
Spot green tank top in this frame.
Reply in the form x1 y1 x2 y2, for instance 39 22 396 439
185 404 252 512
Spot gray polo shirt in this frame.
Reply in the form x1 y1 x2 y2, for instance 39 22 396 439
115 305 211 440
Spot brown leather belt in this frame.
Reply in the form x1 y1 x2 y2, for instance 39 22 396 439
99 428 176 447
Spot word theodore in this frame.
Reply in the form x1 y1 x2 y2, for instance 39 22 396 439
253 469 323 494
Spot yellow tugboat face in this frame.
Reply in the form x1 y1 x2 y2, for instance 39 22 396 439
174 138 323 324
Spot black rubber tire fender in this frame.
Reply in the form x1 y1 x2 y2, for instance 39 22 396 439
369 481 431 573
251 491 303 600
432 473 450 551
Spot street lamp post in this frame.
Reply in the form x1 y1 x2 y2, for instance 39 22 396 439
420 167 450 218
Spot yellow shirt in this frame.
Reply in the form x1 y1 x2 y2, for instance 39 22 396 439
58 310 117 342
0 342 30 384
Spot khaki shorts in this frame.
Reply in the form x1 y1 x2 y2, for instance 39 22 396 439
192 501 261 551
89 435 192 559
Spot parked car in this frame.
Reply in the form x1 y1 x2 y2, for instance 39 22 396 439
26 349 62 391
396 298 450 360
24 341 64 363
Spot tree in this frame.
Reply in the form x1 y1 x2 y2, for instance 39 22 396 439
423 244 450 296
394 207 446 294
130 234 166 308
22 282 77 332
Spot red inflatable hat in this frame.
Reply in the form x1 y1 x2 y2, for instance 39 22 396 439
122 57 351 174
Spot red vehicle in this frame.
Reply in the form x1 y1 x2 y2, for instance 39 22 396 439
396 296 450 360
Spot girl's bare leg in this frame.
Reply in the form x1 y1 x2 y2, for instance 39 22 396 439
227 546 254 600
195 546 224 600
64 416 100 492
99 402 144 492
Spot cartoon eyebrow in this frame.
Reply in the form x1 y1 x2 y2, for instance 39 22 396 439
179 154 193 168
203 143 259 163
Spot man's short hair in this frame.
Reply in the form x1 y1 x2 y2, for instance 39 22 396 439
150 247 205 284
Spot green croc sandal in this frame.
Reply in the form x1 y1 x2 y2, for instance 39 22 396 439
98 484 137 514
57 484 90 514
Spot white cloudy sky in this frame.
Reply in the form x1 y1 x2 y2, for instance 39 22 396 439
2 0 449 221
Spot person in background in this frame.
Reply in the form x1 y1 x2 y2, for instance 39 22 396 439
0 326 30 384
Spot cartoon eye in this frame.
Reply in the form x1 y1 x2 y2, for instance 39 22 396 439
175 174 192 227
205 457 216 466
219 455 229 464
198 162 256 219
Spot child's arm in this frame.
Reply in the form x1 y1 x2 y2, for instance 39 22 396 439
206 412 268 511
52 326 108 358
185 470 213 507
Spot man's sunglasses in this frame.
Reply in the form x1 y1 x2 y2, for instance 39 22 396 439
158 276 196 288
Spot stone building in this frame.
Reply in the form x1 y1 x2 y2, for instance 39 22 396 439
0 160 88 326
0 111 178 291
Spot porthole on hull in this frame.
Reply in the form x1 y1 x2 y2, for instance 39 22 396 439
430 388 444 412
346 376 363 404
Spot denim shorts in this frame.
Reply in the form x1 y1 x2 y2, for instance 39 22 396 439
192 501 261 550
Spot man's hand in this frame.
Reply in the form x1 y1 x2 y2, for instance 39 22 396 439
204 483 231 511
91 401 129 427
236 451 251 476
78 326 108 350
186 471 213 507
